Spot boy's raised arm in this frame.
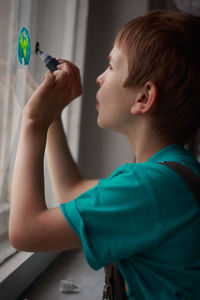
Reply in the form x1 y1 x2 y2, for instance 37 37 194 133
46 115 99 204
8 62 87 252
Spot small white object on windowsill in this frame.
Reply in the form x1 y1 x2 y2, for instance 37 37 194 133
59 280 80 293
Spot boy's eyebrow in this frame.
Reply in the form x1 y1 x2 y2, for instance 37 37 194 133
108 54 115 65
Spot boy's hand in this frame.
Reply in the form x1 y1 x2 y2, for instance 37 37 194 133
23 60 82 129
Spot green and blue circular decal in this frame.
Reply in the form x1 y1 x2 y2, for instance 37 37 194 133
17 27 31 66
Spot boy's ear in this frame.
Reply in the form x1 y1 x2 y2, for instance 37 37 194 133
131 81 158 115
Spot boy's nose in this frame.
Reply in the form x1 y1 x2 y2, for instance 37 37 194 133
96 74 103 87
96 76 101 87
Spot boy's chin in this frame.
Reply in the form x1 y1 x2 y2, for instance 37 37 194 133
97 119 105 129
97 120 108 131
97 118 116 132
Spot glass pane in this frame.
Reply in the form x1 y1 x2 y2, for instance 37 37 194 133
0 0 81 263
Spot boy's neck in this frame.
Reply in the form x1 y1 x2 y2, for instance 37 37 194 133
134 140 173 163
125 119 174 163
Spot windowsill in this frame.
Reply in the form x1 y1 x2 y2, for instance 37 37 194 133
0 245 61 300
18 249 105 300
0 234 17 265
0 248 32 283
0 202 10 237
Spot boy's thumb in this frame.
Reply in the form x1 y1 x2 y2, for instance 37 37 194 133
41 72 55 87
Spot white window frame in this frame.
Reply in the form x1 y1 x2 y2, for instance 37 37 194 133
0 0 89 298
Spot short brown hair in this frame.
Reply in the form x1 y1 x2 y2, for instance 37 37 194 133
115 10 200 143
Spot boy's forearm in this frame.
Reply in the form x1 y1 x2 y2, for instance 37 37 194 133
10 117 47 237
46 117 83 202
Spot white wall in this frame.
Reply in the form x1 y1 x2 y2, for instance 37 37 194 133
79 0 148 178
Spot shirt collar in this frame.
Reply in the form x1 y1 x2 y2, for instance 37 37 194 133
146 143 185 163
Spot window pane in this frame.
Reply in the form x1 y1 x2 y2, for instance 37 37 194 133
0 0 21 237
0 0 83 263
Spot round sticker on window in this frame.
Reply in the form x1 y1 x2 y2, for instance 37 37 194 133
17 27 31 66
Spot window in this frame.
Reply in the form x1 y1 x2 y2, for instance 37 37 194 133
0 0 21 263
0 0 88 296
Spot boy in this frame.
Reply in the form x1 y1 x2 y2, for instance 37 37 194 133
9 10 200 299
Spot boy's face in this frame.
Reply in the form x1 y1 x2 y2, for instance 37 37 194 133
96 47 137 133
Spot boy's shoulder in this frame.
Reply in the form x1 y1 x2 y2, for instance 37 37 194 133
100 144 200 187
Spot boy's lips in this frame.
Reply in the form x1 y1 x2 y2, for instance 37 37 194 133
96 92 100 105
96 101 99 109
96 94 100 110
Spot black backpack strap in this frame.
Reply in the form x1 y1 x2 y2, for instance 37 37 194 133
103 263 114 300
103 263 128 300
159 161 200 204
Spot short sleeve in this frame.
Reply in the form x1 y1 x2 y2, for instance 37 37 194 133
60 164 159 270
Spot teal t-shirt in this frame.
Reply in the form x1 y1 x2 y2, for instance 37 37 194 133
60 144 200 299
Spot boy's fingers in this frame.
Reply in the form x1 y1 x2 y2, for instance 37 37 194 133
57 60 80 73
54 70 68 85
41 74 46 82
42 70 52 81
57 62 71 73
40 72 56 89
57 58 68 64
